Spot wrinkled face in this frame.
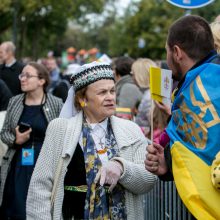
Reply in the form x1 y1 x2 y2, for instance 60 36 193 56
83 79 116 123
19 65 45 93
0 44 10 63
166 42 182 81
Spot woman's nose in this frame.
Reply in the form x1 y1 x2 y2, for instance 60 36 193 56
106 92 115 100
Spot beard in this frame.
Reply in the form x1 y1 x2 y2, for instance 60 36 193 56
170 55 183 81
172 71 181 81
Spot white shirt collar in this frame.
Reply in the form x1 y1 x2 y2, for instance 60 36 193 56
79 117 109 164
89 118 108 133
5 59 16 67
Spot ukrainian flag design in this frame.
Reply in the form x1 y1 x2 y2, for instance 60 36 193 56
166 62 220 219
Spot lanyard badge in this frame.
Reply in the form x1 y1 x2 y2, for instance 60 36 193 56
22 148 34 166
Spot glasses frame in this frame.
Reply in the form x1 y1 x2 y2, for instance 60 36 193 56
18 74 39 80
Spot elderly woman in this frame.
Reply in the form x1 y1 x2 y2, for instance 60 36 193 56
26 62 157 220
0 62 63 219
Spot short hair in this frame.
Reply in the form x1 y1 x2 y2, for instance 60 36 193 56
210 21 220 53
1 41 16 55
167 15 214 61
131 58 157 89
27 62 50 92
114 56 134 77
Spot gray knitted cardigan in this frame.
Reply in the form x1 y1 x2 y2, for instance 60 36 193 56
26 112 157 220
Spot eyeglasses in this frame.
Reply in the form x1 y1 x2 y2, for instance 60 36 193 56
18 73 39 80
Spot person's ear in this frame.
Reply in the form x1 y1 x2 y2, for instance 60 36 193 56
83 99 87 107
39 78 46 87
173 45 183 62
79 97 87 108
114 70 121 82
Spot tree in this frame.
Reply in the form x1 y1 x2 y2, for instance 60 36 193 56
193 0 220 22
0 0 112 59
102 0 220 59
110 0 184 59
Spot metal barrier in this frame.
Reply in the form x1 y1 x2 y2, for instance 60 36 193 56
144 181 193 220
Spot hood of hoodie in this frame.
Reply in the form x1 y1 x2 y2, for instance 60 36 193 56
115 75 134 97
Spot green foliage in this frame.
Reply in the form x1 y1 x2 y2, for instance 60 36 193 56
81 0 184 59
108 0 184 59
1 0 219 60
0 0 109 59
108 21 128 57
92 0 220 60
193 0 220 22
58 26 92 53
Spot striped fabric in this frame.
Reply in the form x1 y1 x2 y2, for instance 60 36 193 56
26 112 158 220
0 93 63 205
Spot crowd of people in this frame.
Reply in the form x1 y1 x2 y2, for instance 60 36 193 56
0 14 219 220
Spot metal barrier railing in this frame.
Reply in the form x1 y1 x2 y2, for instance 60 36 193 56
144 181 193 220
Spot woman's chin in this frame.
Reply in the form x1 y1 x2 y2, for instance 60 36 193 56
21 88 27 92
105 109 115 117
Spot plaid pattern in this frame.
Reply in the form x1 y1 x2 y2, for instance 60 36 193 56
0 93 63 205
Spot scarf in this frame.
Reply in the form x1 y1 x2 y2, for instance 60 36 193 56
82 118 126 220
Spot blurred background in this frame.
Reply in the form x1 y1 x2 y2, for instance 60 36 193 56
0 0 219 61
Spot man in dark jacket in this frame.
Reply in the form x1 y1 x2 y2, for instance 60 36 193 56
0 41 24 95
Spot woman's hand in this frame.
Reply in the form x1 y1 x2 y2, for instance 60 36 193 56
95 160 123 191
15 126 32 145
